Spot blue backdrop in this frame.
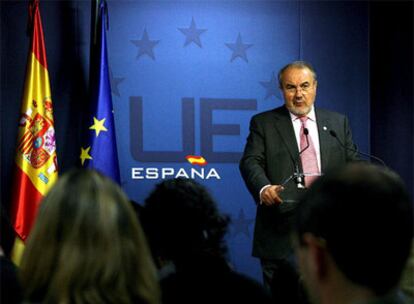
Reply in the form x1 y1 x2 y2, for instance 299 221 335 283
1 1 372 282
105 1 369 281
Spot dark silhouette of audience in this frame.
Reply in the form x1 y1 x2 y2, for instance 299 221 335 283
19 169 161 304
142 178 272 304
7 165 412 303
269 257 309 304
399 239 414 302
294 163 413 304
0 246 23 304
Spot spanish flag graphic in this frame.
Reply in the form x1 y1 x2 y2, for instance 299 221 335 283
186 155 208 166
10 0 58 264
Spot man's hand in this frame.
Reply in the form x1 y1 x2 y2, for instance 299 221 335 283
260 185 284 206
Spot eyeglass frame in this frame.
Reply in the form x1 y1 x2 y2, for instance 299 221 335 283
282 81 316 94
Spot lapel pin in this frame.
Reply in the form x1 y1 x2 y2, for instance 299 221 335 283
323 126 327 131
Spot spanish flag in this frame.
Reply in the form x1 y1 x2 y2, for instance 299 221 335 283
10 0 58 264
186 155 208 166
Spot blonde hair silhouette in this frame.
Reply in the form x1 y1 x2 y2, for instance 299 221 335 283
20 169 160 304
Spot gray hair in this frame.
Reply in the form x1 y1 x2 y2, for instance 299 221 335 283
278 61 317 87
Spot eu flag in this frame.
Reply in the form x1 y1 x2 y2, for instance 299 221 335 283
80 0 120 183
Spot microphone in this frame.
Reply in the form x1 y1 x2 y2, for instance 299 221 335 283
329 130 386 166
291 128 310 188
303 128 309 146
281 128 310 188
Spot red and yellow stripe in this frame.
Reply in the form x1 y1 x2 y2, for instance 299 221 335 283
11 1 58 252
186 155 208 166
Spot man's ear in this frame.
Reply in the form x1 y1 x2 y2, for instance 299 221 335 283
301 233 328 280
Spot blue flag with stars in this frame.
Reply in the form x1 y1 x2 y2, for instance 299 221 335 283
80 0 120 183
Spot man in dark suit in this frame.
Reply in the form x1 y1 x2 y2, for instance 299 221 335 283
239 61 359 300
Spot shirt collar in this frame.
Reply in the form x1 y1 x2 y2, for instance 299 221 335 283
289 106 316 122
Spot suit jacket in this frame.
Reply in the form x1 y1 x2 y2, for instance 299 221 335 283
239 106 359 259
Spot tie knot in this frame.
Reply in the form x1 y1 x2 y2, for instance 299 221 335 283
299 116 308 124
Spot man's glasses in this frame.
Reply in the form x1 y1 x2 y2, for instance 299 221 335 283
283 82 314 94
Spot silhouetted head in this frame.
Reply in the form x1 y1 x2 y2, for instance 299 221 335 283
144 178 230 264
295 163 413 300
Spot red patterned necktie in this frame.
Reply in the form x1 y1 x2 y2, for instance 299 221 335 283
299 116 320 187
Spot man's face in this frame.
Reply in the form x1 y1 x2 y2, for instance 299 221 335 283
280 67 317 116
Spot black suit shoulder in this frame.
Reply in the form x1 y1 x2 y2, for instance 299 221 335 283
315 107 348 120
250 106 288 122
250 106 348 123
